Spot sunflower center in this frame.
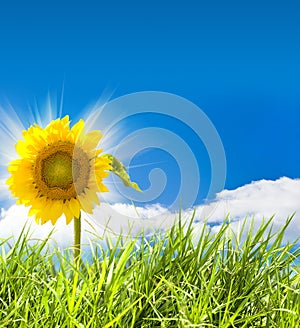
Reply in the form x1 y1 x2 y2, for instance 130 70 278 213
42 152 75 189
33 141 90 200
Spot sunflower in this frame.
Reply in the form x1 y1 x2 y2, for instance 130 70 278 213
6 116 111 225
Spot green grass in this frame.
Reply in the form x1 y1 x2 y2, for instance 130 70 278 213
0 215 299 327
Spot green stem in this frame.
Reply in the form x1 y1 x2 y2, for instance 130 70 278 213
73 212 81 267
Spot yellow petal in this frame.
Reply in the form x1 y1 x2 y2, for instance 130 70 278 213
78 194 94 214
64 205 74 225
68 198 81 218
81 130 102 151
71 119 85 142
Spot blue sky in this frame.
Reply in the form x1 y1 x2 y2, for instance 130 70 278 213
0 0 299 209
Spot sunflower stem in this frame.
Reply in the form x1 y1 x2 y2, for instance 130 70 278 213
73 213 81 267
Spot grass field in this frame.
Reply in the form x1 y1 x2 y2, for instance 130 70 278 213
0 214 299 327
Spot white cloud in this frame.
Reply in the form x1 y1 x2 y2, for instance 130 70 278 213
0 177 299 248
194 177 300 240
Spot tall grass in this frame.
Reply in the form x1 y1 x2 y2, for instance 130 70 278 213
0 215 299 327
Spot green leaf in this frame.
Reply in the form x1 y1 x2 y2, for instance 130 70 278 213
101 154 142 192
